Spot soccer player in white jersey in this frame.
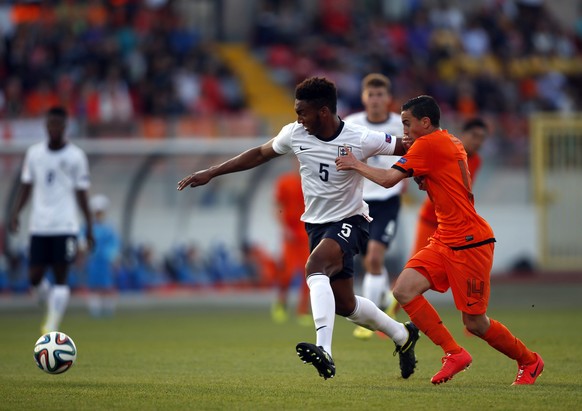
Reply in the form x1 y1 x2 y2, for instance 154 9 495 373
178 77 419 380
9 106 94 334
344 74 405 340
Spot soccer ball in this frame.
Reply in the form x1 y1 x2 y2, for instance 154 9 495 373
33 332 77 374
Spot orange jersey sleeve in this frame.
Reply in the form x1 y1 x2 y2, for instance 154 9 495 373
393 130 493 247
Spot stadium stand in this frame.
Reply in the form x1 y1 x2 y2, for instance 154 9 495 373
1 0 581 292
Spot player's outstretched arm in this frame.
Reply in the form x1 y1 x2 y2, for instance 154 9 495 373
177 138 281 191
335 146 406 189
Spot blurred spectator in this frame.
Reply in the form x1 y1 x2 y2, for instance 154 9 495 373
82 194 121 317
165 243 212 286
134 244 168 289
120 243 167 290
461 15 490 57
97 66 134 129
24 80 60 117
1 77 25 117
429 0 464 32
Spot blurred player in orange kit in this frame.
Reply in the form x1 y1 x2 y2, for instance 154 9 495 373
272 158 311 325
335 95 543 386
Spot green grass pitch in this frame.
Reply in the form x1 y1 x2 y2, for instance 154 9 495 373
1 283 581 410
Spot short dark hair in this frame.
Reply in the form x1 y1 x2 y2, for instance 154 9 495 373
361 73 391 92
462 117 487 132
401 95 440 127
295 77 337 114
46 106 68 119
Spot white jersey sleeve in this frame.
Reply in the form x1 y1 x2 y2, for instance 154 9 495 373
272 123 295 155
360 129 397 158
343 111 404 201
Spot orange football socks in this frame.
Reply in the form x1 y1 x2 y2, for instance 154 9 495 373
402 295 461 354
481 319 537 365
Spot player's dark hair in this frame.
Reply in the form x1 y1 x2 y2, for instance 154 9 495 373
46 106 68 119
295 77 337 114
362 73 391 92
401 95 440 127
463 117 487 132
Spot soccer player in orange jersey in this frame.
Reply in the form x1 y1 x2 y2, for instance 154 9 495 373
410 118 488 258
395 118 488 320
335 95 543 386
272 158 311 325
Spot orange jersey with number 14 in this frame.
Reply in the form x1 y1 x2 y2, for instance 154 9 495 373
393 129 493 247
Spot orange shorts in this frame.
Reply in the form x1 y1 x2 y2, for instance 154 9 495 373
405 238 494 315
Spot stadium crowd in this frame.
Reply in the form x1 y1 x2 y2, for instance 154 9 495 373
1 1 580 122
252 0 582 165
1 0 581 294
0 1 246 137
254 0 581 117
0 1 579 144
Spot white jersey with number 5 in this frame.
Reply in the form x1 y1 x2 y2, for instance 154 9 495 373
343 111 404 201
272 120 396 224
21 142 90 235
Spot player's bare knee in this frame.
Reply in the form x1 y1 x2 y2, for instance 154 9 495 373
392 286 412 305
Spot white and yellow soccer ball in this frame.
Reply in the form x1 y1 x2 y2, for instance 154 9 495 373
33 332 77 374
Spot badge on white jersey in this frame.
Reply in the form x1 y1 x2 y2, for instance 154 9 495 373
338 145 352 156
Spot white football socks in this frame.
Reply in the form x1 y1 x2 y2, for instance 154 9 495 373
307 274 335 356
44 285 70 332
33 277 51 305
361 268 389 307
347 295 408 345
